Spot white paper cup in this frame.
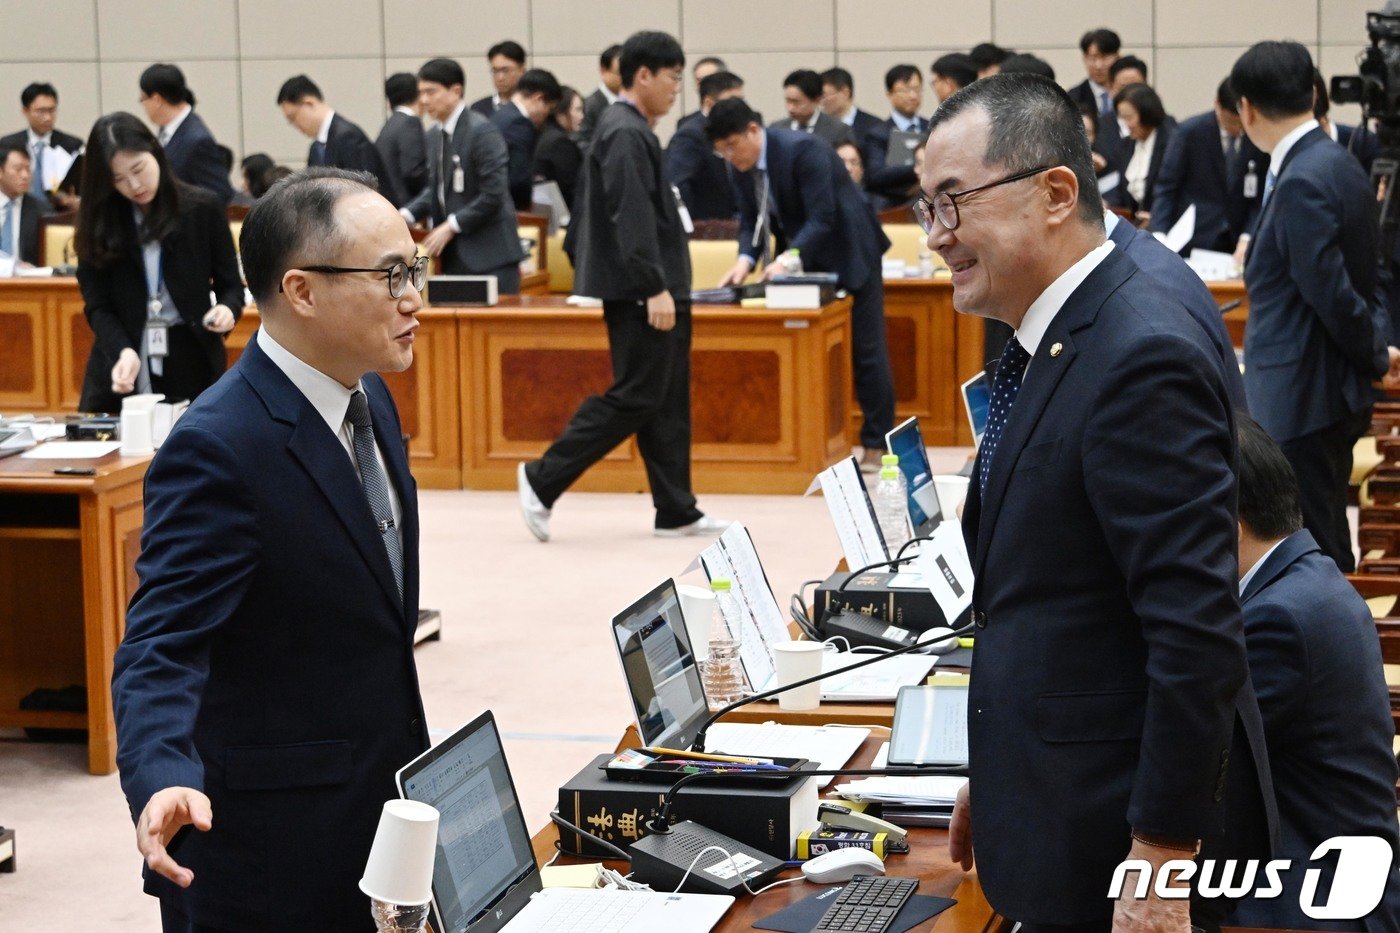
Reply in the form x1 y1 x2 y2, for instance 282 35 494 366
677 584 716 663
933 475 970 522
358 799 440 907
773 641 825 711
119 410 154 456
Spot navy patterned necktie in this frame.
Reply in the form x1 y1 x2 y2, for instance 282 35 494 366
346 390 403 599
979 337 1032 496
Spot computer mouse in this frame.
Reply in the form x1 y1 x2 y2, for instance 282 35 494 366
801 847 886 884
917 626 958 654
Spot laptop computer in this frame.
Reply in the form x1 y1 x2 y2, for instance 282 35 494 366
611 579 869 776
884 417 939 538
960 372 990 448
397 710 734 933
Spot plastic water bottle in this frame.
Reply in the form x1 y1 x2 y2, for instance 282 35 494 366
917 247 936 278
703 579 746 707
778 248 803 275
875 454 912 554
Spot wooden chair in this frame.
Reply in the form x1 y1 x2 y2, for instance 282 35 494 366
516 211 549 277
1344 574 1400 740
37 210 77 267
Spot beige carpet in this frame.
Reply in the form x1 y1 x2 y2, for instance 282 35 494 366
0 448 972 929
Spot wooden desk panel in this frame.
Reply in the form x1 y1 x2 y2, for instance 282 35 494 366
1209 279 1249 348
528 729 1005 933
0 449 150 774
458 297 854 494
881 278 985 447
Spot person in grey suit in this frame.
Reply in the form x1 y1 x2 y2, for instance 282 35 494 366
1228 415 1400 932
375 73 428 209
402 58 524 294
769 69 854 149
578 44 622 150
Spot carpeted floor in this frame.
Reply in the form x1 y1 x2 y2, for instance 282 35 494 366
0 448 973 929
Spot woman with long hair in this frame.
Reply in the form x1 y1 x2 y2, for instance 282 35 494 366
74 112 242 412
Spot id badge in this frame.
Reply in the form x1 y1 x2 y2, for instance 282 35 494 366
671 185 695 234
453 160 465 193
1243 173 1258 199
145 320 169 358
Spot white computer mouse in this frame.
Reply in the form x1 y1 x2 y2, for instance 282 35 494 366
917 626 959 654
801 847 886 884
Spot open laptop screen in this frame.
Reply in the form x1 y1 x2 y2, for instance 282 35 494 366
397 712 538 933
960 373 990 447
885 417 938 533
613 579 708 749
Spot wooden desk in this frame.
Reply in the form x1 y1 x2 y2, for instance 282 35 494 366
1208 279 1249 348
0 276 89 412
529 728 1006 932
458 296 854 494
881 277 985 447
0 447 149 774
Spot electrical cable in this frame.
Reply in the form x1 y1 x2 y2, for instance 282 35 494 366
671 844 761 895
548 810 632 861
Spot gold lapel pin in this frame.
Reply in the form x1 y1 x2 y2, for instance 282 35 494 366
1049 342 1064 358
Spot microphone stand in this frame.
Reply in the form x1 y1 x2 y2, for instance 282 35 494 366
690 617 978 754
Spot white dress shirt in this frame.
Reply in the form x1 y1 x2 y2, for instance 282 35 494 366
1270 119 1320 176
1124 130 1157 206
0 192 23 264
596 83 618 105
837 106 856 127
1239 538 1286 596
255 327 403 542
316 109 335 145
1015 241 1114 379
890 112 921 132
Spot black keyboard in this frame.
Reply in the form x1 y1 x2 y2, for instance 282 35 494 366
812 874 919 932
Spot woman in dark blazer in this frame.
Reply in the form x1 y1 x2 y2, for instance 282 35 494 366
74 113 242 413
1108 82 1176 223
531 85 584 209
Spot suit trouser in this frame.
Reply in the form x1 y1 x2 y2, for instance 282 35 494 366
439 252 521 295
1278 407 1370 572
850 275 896 449
160 899 236 933
526 299 703 529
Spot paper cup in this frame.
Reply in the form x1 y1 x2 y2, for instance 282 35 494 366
358 799 440 906
773 641 825 711
119 409 154 456
677 584 716 663
933 475 970 522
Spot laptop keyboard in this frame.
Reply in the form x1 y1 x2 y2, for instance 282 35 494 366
528 889 648 932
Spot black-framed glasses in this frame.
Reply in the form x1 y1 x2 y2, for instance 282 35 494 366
913 165 1053 233
280 255 428 298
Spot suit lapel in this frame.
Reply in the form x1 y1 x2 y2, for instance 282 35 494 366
972 250 1133 576
239 338 406 616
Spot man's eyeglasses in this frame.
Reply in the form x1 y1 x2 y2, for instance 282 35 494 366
913 165 1053 234
281 255 428 298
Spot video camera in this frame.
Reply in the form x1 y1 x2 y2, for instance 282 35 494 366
1332 2 1400 147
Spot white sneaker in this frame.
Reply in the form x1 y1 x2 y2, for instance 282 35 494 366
517 463 551 542
654 515 731 538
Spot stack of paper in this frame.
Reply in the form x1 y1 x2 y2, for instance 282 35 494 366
833 744 967 826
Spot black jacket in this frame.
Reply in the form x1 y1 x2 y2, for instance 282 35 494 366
2 192 47 265
317 113 395 205
665 113 735 220
490 103 538 211
1149 111 1268 255
374 110 428 209
76 185 243 411
568 101 690 301
531 122 582 209
161 110 235 205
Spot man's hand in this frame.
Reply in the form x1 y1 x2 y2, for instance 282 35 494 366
1386 346 1400 389
111 347 140 395
1232 235 1249 272
202 305 235 334
421 223 456 258
760 259 788 281
1110 837 1196 932
136 787 213 887
717 259 752 288
647 290 676 331
947 781 973 871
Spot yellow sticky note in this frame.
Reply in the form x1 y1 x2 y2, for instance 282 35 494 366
928 672 970 686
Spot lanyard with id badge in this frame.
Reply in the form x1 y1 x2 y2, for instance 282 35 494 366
144 249 168 376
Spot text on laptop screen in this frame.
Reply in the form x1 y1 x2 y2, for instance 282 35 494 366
615 588 706 748
400 719 536 933
886 418 936 531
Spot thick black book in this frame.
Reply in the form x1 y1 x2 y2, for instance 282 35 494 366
557 754 818 859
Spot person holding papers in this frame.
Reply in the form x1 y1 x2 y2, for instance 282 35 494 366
72 113 242 412
0 82 82 210
921 74 1271 929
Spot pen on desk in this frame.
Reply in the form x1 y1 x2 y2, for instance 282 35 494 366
640 746 773 765
53 467 97 476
